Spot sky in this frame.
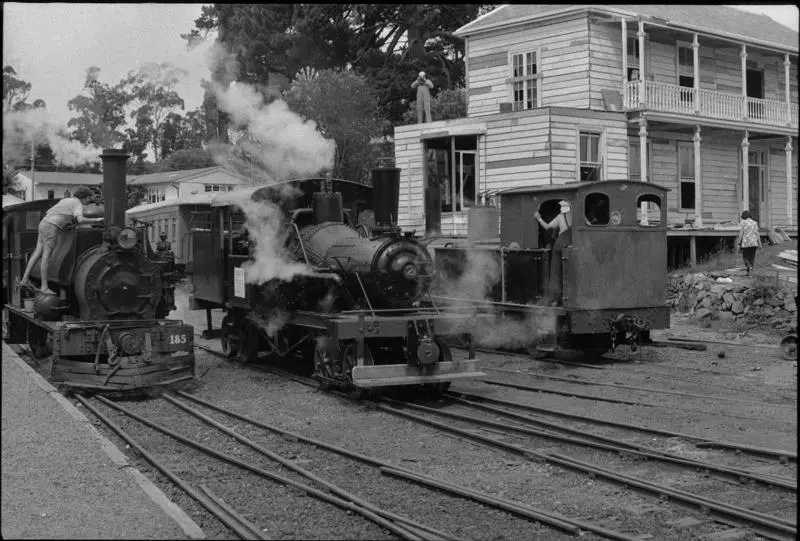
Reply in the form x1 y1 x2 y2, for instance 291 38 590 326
3 3 799 132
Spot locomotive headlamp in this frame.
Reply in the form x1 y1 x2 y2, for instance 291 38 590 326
116 227 138 250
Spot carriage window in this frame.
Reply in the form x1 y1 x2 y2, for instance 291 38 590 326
584 193 610 225
637 194 662 227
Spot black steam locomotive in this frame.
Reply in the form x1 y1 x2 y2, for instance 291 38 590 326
190 168 484 393
3 149 195 391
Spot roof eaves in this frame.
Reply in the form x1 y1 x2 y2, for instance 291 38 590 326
454 5 589 37
455 4 509 36
598 6 799 54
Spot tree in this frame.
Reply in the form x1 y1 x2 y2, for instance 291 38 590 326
3 65 31 112
184 4 497 123
158 109 208 160
120 63 186 162
3 164 20 195
284 69 384 183
67 67 131 148
401 87 467 124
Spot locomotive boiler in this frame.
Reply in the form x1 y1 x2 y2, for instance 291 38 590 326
190 168 485 393
3 149 195 391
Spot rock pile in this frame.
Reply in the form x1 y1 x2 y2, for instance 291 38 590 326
667 272 797 331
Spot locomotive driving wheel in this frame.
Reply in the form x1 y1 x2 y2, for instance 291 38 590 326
341 342 375 399
220 316 239 358
236 321 261 364
422 338 452 396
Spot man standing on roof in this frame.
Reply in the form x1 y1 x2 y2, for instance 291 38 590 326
535 200 573 307
411 71 434 123
19 185 103 295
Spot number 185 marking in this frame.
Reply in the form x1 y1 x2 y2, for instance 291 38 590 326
170 334 188 345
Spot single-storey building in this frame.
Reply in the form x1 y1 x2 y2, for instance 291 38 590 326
12 171 103 201
128 166 248 204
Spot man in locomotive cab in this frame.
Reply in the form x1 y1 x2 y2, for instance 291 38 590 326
19 185 104 295
534 200 572 307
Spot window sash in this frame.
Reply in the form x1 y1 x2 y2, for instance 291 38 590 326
580 133 600 164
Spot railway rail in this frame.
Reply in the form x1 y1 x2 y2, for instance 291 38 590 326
79 390 641 541
251 364 796 541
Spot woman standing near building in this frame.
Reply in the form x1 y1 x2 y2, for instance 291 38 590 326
738 210 762 276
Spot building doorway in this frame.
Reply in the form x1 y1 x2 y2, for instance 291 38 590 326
746 68 764 121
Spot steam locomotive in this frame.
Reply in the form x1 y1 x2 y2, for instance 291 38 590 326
3 149 195 391
426 179 671 357
189 168 485 393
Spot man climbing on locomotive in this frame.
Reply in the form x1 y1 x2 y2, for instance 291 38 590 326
19 185 103 295
534 200 572 307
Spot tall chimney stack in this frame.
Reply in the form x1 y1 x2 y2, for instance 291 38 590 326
100 149 130 229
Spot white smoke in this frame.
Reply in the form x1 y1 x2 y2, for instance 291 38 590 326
202 42 335 181
432 248 557 349
214 189 314 284
2 108 101 166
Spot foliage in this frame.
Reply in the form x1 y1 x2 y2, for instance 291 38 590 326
67 67 131 148
3 65 31 112
152 148 216 172
184 4 496 124
401 87 467 124
284 69 384 183
158 110 208 160
2 164 19 194
126 185 149 209
119 63 187 162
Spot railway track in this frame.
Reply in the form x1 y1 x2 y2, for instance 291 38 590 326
249 364 796 541
78 390 643 541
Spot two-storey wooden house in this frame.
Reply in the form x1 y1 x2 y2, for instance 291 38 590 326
393 4 798 258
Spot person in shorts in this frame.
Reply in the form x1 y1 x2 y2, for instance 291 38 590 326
19 185 103 295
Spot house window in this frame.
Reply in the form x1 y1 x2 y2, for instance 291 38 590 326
47 190 55 199
678 142 695 209
64 189 71 198
629 140 651 182
677 43 694 88
172 218 177 241
205 184 222 192
579 131 602 181
511 51 539 111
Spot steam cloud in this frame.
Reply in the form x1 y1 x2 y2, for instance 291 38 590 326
203 42 335 183
215 189 315 285
432 249 557 349
3 108 101 166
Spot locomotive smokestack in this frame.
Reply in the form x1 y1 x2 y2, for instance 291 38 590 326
100 149 131 229
371 167 400 229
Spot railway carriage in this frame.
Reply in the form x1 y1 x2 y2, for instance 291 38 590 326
431 180 671 356
189 168 486 393
3 150 195 391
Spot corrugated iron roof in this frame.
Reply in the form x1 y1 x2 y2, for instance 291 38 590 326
456 5 799 51
128 166 248 186
15 171 103 186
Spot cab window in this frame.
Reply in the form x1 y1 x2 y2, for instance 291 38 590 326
584 193 610 225
637 194 662 226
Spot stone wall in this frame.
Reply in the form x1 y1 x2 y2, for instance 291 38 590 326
667 272 797 330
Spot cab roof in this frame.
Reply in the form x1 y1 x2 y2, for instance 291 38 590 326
498 180 669 197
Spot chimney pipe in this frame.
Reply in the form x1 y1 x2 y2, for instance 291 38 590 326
100 148 130 229
371 167 401 229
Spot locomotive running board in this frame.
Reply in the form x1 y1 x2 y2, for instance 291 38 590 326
351 360 484 388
